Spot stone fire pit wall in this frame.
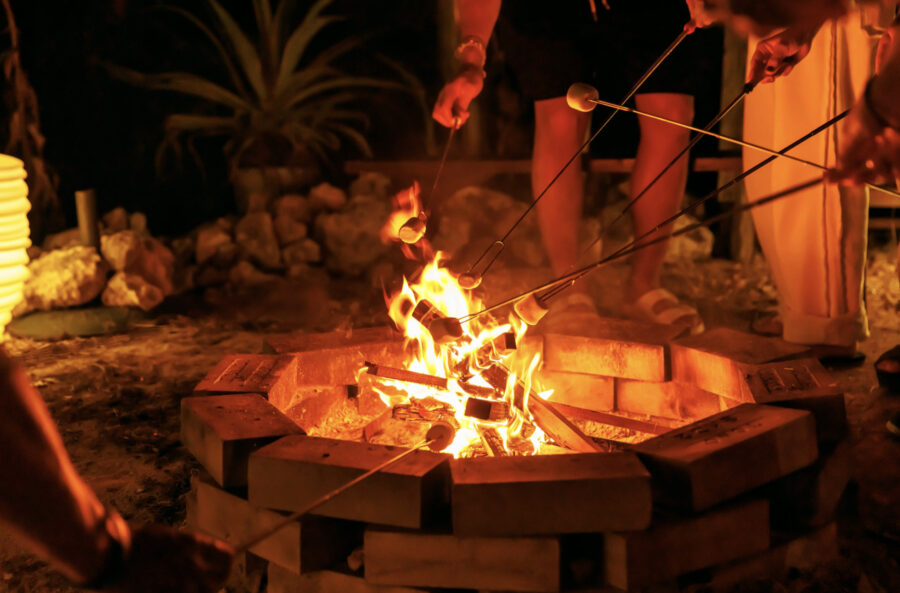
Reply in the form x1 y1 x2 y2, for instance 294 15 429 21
181 324 851 593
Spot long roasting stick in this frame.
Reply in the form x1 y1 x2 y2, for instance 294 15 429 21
471 109 848 318
461 29 692 284
462 177 823 323
576 81 756 272
589 96 900 200
234 439 433 553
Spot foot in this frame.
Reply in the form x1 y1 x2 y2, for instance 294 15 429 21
810 343 865 367
538 292 600 335
751 312 782 336
624 287 705 335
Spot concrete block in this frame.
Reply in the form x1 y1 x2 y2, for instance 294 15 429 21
364 528 560 592
194 354 295 395
541 317 684 381
451 452 652 535
536 368 615 413
192 475 361 574
604 499 770 590
268 564 428 593
741 358 847 445
632 404 818 511
249 435 451 529
616 380 722 420
181 393 303 487
265 326 406 386
767 440 851 528
671 328 811 399
278 385 350 432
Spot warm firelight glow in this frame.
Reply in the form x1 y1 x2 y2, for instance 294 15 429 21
373 185 550 458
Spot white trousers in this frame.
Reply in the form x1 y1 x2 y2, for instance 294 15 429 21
743 15 876 347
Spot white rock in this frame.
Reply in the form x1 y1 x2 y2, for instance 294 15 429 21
235 212 281 269
101 272 164 311
195 226 233 265
101 207 129 234
273 194 312 223
229 260 279 285
129 212 148 235
101 230 142 271
309 182 347 211
349 172 391 200
14 246 108 317
282 238 321 265
42 228 83 251
316 195 389 275
273 214 308 246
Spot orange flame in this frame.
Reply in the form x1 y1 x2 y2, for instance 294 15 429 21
376 185 548 457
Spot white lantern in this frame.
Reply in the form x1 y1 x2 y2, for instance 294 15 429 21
0 154 30 335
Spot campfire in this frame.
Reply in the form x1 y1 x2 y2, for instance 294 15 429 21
179 185 851 592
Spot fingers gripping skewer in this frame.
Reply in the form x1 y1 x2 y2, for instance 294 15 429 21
457 28 692 290
234 438 438 554
400 118 460 244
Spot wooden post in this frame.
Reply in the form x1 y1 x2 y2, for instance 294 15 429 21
75 189 99 249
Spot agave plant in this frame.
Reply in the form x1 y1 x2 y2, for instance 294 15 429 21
110 0 404 173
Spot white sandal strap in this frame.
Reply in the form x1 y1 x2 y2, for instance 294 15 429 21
634 288 678 311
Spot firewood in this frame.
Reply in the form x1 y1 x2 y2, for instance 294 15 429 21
364 362 448 390
476 426 507 456
464 396 510 422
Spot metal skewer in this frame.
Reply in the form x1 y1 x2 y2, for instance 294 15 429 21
234 438 436 553
399 118 460 244
573 81 756 264
460 108 850 323
458 28 692 289
581 92 900 200
462 177 823 324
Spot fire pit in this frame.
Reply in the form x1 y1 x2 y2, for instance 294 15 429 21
180 187 850 592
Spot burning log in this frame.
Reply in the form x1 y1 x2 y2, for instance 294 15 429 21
463 397 510 423
492 331 517 353
476 426 507 457
482 363 602 453
364 361 449 390
411 299 464 343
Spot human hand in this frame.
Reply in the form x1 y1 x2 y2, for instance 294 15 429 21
109 525 234 593
747 28 815 84
830 81 900 186
684 0 717 33
432 65 484 128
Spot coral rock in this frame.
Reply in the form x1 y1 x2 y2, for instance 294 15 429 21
309 182 347 211
42 228 83 251
316 195 389 275
235 212 282 269
101 207 129 234
229 260 279 285
282 238 321 265
349 171 392 200
129 212 148 235
273 214 308 246
14 246 108 317
101 272 164 311
101 230 142 271
196 226 233 265
273 194 311 223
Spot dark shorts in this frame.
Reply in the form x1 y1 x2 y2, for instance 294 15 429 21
497 0 705 101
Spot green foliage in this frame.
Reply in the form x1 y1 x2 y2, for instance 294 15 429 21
109 0 407 173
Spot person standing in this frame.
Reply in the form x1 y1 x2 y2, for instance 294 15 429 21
434 0 708 334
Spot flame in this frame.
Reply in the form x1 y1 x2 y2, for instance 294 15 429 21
373 185 548 457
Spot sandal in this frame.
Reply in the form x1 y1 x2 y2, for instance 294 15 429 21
538 292 600 334
875 345 900 393
751 312 783 337
625 288 705 335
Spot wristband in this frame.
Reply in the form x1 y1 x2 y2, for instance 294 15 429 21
864 77 898 131
454 35 487 68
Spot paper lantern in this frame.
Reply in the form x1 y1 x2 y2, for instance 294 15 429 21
0 154 30 336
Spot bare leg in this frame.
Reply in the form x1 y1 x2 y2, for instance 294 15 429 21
533 97 590 279
627 93 694 310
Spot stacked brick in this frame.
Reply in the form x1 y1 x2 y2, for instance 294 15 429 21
181 323 849 592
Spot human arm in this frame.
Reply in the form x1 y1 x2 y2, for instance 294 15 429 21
832 14 900 185
432 0 501 128
684 0 718 32
0 351 233 592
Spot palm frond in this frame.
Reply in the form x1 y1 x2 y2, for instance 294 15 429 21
276 0 338 89
159 5 250 99
106 64 252 112
207 0 266 101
